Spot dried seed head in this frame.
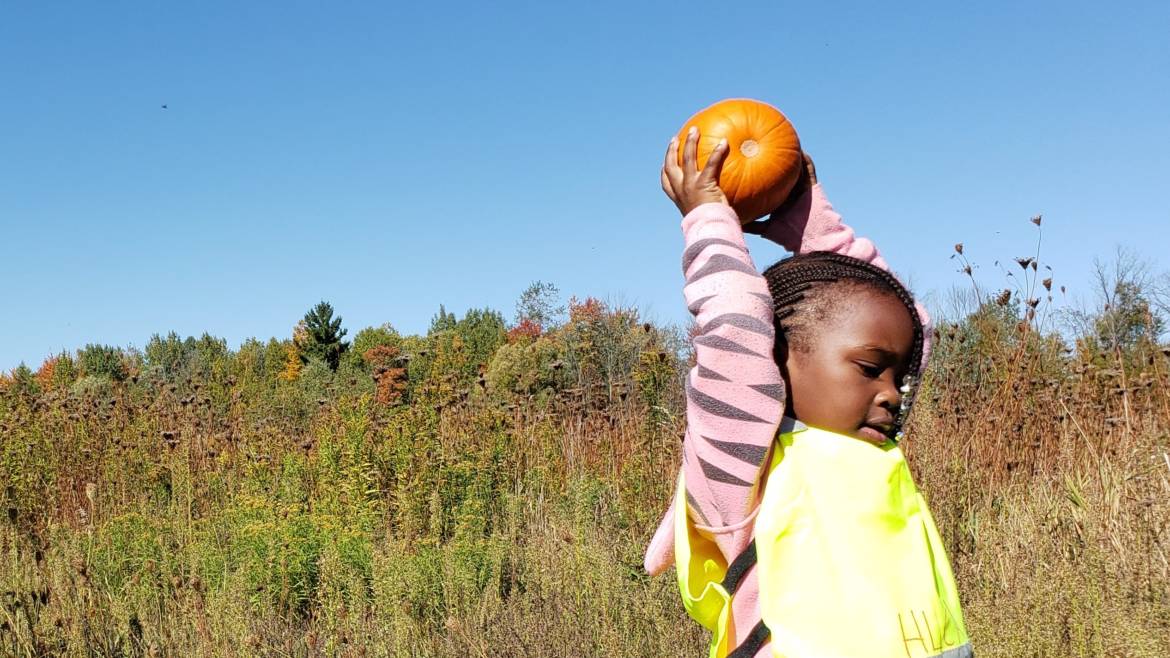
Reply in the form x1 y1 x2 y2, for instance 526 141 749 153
1042 277 1052 291
1030 214 1042 226
1015 257 1033 270
954 243 964 255
996 290 1012 306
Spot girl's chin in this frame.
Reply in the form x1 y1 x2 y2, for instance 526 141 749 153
856 426 891 445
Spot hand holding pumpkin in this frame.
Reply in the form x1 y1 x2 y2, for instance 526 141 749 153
661 127 731 217
741 152 818 245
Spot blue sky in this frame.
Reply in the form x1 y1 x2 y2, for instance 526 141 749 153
2 1 1168 371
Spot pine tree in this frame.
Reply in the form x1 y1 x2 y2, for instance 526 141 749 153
301 301 350 371
429 304 457 334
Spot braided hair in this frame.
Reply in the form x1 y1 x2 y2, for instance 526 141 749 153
761 251 925 439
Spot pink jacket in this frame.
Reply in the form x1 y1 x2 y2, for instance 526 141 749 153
644 184 933 657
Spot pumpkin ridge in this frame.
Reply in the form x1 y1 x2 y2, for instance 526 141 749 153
745 101 766 139
727 157 751 205
757 117 797 147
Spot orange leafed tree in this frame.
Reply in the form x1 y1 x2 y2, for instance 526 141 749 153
568 296 604 324
506 318 542 344
35 356 59 391
363 344 406 405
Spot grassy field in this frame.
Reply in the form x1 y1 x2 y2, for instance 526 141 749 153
2 275 1168 657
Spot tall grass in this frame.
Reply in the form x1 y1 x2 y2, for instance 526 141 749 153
1 251 1167 657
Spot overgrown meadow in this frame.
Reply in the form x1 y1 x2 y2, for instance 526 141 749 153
2 232 1168 657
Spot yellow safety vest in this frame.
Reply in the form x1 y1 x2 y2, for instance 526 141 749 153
674 424 971 658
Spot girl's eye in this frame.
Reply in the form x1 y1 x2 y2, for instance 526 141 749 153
857 362 883 378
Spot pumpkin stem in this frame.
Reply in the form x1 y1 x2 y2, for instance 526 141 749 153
739 140 760 158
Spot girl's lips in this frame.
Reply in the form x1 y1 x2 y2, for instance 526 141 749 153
857 426 891 444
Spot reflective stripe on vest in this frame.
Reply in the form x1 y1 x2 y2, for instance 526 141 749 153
674 425 972 658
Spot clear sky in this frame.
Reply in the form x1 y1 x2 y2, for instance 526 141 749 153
2 1 1168 371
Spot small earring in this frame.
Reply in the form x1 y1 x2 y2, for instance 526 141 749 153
892 375 917 443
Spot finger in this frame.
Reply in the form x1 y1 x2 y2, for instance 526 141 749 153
699 138 728 184
659 141 683 196
803 152 817 185
662 137 683 191
661 168 676 201
663 136 680 174
682 126 699 174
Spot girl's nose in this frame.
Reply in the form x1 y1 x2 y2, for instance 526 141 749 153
875 377 902 411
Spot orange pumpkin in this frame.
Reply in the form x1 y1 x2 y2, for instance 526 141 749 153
676 98 802 222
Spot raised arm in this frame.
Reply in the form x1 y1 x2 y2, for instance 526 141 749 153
644 201 785 576
680 202 785 519
645 130 786 575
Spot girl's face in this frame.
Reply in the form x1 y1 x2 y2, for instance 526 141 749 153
781 288 916 445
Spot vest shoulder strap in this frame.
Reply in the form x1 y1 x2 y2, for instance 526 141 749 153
727 620 770 658
721 539 757 595
722 541 771 657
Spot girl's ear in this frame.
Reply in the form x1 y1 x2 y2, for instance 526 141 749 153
774 336 792 382
774 336 796 418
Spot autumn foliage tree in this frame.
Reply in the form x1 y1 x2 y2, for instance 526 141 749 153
363 344 406 405
35 353 75 391
280 322 307 381
506 318 542 344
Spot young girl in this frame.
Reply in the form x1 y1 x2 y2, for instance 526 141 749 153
645 127 970 658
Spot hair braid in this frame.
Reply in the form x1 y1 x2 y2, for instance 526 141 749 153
762 251 925 439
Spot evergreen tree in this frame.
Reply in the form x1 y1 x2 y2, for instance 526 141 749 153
77 344 128 382
456 307 508 379
9 363 39 397
300 301 350 371
429 304 457 334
